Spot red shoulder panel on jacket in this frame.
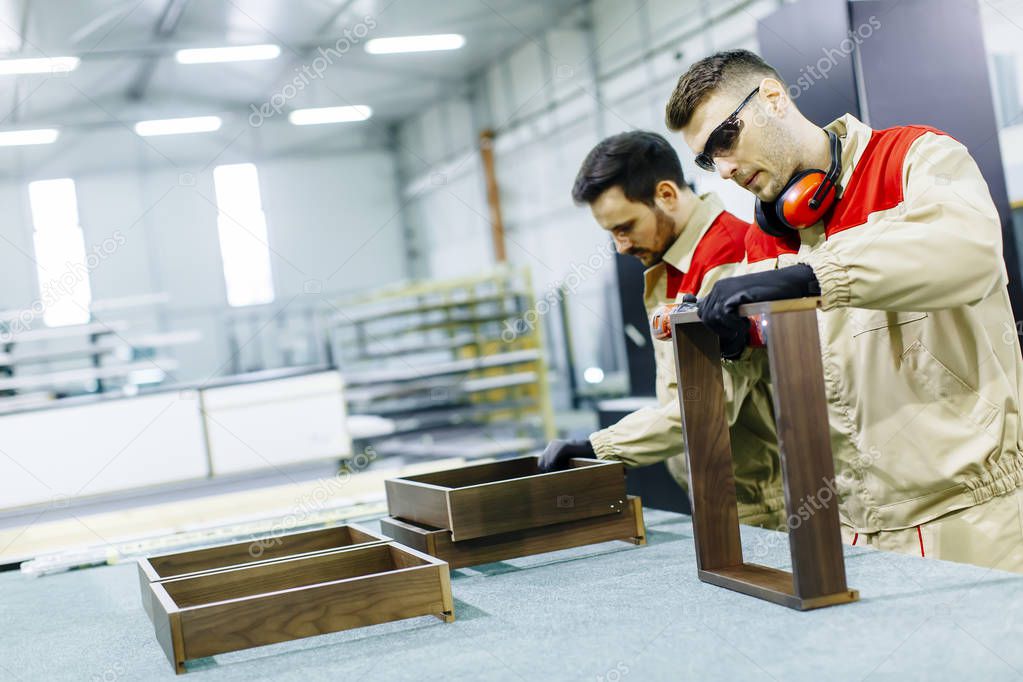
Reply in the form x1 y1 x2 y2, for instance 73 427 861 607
675 210 749 297
745 224 800 264
825 125 950 238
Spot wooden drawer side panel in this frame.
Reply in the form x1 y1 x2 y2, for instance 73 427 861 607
385 479 450 529
143 525 389 581
177 565 447 660
445 460 626 540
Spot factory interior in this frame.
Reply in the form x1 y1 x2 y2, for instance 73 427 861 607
3 0 1023 679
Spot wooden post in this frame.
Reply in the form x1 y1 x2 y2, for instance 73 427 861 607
479 129 507 263
669 297 858 610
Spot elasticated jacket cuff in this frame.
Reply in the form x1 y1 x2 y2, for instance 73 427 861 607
804 246 851 310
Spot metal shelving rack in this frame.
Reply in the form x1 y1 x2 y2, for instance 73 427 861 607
330 266 556 460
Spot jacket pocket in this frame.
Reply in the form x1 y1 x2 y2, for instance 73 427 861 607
902 341 999 438
850 310 928 338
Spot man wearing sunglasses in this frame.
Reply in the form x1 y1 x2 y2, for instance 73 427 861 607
664 49 1023 571
538 130 788 530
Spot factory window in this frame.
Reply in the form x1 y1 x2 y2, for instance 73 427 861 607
212 163 275 307
28 178 91 327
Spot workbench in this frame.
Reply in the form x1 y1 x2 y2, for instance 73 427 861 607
2 509 1021 681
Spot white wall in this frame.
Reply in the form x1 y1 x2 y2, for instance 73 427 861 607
394 0 784 396
0 123 408 382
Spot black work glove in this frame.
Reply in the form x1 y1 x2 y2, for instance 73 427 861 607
697 264 820 358
538 439 596 473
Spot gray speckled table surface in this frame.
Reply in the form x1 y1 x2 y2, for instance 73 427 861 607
2 509 1022 681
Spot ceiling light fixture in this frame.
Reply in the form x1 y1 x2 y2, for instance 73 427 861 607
0 57 80 75
175 44 281 64
288 105 372 126
134 116 222 136
365 34 465 54
0 128 60 146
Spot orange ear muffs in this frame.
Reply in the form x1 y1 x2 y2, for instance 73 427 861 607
755 130 842 236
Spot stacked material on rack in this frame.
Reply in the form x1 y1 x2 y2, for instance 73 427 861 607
331 267 556 460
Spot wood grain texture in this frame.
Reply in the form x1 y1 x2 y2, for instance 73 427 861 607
149 583 186 673
700 564 858 611
670 303 856 611
144 542 453 673
159 544 407 607
140 524 389 581
178 565 448 660
386 457 627 541
402 456 538 487
445 461 626 540
764 307 849 600
379 496 646 568
670 317 742 570
385 478 451 530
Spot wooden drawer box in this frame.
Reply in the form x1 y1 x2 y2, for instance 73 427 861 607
381 496 646 569
384 456 627 541
139 524 388 582
137 524 389 624
144 542 454 674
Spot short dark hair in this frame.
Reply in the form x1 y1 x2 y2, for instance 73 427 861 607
665 49 783 131
571 131 685 206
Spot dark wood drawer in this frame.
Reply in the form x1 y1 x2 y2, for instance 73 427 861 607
384 456 627 540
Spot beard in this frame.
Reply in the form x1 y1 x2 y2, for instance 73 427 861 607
630 206 677 266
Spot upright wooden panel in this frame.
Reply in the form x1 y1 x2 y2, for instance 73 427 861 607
671 318 743 570
150 583 186 674
385 479 451 530
671 300 856 610
764 308 848 599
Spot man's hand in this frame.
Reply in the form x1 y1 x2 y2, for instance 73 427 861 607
651 294 698 341
698 265 820 357
538 439 597 472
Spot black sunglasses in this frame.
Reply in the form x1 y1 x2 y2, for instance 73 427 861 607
694 86 760 172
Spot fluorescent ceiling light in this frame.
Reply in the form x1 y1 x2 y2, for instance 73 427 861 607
365 34 465 54
288 105 372 126
134 115 222 137
0 57 80 76
175 44 281 64
0 128 60 146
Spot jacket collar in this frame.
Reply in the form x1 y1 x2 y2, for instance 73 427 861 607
794 114 874 247
654 192 725 275
824 113 874 192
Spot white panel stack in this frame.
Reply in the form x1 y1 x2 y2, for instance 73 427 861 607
0 391 208 509
202 370 351 475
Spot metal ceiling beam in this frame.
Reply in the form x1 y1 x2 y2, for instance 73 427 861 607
7 0 28 125
125 0 191 101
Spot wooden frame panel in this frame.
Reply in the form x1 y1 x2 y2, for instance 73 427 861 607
380 496 646 568
143 542 453 674
669 298 858 611
137 524 389 625
385 456 627 540
139 524 389 581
